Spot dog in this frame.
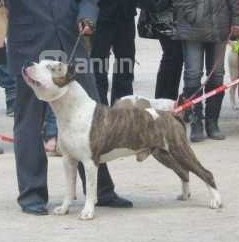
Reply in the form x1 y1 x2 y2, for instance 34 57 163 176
228 40 239 110
22 60 222 220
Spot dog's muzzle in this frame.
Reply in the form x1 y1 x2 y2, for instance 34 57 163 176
22 62 42 87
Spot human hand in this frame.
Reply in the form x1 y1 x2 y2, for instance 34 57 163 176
78 20 95 36
231 25 239 39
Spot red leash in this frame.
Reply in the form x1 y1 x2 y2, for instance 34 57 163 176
0 134 14 143
174 78 239 114
0 78 238 143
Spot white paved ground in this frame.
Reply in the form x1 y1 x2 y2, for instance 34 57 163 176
1 30 239 242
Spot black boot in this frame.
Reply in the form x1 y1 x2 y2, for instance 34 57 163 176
205 91 225 140
205 119 225 140
190 118 205 142
183 87 205 142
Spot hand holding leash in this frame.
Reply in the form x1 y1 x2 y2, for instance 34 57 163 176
78 19 95 36
230 25 239 40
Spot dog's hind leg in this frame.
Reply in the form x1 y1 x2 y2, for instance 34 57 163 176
152 149 191 200
79 160 98 220
190 163 222 209
54 157 78 215
174 147 222 209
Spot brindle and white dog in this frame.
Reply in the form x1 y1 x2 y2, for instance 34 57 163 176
22 60 222 220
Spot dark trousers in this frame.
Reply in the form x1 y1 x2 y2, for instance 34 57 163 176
155 34 183 100
14 73 115 208
91 19 135 105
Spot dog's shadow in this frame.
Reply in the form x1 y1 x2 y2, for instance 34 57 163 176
48 194 214 216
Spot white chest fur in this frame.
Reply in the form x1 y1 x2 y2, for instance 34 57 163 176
50 82 96 161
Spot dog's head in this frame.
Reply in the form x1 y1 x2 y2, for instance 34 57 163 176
22 60 75 102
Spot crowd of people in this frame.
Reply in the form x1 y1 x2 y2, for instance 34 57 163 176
0 0 239 215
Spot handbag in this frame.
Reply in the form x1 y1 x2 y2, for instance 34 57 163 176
0 0 8 44
137 8 173 39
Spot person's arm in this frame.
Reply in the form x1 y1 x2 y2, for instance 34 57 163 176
77 0 99 35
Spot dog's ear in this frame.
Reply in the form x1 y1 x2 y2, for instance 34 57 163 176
53 63 76 88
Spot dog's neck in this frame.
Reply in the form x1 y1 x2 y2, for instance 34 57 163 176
49 81 96 124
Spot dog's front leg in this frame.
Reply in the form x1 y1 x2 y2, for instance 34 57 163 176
79 160 98 220
54 157 78 215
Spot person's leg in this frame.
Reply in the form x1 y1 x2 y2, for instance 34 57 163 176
0 64 16 116
182 41 205 142
42 104 58 153
205 42 226 140
155 35 183 100
14 74 48 215
111 19 135 105
91 20 114 105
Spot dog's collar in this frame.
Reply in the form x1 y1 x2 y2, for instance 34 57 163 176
39 85 69 103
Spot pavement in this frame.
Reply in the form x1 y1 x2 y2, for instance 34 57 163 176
1 33 239 242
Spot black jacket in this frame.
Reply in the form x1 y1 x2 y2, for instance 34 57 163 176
7 0 99 75
172 0 239 42
98 0 137 21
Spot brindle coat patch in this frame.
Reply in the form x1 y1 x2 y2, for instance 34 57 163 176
90 104 216 189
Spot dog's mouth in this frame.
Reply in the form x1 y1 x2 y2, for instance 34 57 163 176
22 67 42 87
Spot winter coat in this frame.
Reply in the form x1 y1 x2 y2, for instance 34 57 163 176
7 0 99 75
172 0 239 42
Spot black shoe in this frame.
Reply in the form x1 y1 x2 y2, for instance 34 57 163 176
205 119 225 140
96 193 133 208
22 204 48 216
0 147 4 154
190 120 205 142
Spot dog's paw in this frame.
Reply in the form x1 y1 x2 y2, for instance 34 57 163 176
177 193 191 201
53 206 69 215
209 199 223 209
209 189 222 209
78 208 94 220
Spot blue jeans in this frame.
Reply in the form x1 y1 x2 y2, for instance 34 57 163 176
42 105 58 141
0 64 16 108
182 41 226 89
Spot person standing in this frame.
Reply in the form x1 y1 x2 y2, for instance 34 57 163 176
91 0 137 105
137 0 183 100
7 0 132 215
173 0 239 142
